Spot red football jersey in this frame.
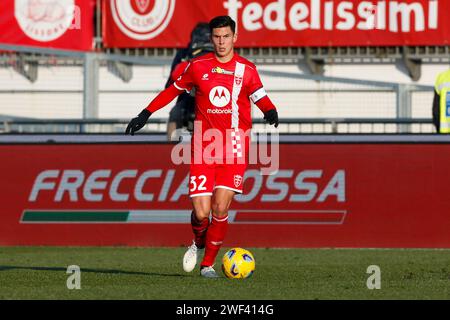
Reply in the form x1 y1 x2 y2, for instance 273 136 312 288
173 52 268 162
170 60 189 82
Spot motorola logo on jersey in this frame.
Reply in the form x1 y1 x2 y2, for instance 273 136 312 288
207 109 232 114
209 86 231 108
110 0 176 40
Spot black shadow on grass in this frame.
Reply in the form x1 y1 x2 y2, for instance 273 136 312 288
0 266 185 277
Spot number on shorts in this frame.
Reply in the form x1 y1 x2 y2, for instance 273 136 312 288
190 175 207 192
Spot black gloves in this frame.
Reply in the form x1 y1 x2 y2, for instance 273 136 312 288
264 109 279 128
125 109 152 135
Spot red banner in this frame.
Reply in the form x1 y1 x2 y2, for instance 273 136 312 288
1 142 450 248
102 0 450 48
0 0 95 51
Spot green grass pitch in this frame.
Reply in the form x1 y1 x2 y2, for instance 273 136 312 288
0 247 449 300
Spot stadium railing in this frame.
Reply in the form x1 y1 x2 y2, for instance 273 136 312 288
0 118 435 134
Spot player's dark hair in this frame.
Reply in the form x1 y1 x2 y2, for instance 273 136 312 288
209 16 236 34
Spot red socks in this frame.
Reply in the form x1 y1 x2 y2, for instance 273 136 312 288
201 214 229 267
191 211 209 249
191 211 229 267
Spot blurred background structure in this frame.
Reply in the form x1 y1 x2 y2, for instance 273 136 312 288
1 0 449 134
3 1 450 270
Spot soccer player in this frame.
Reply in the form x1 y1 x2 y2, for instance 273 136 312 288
165 22 213 140
125 15 279 278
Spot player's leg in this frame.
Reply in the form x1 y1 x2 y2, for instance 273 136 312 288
200 188 235 276
183 195 211 273
189 163 214 247
183 163 214 272
191 195 211 249
200 163 246 277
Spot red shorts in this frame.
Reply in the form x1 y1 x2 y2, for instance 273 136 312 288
189 162 247 197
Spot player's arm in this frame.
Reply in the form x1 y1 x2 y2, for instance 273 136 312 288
126 63 194 135
125 85 183 135
250 87 279 128
165 48 187 88
248 67 279 128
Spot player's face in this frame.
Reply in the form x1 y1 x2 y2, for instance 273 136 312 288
211 26 237 60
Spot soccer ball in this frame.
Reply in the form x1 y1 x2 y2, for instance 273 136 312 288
222 248 255 279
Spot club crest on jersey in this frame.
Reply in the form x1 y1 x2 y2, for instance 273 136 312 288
235 76 243 86
212 67 234 76
209 86 231 108
234 175 243 188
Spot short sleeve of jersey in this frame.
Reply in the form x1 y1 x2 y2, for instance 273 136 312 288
171 61 189 82
247 66 267 104
174 62 195 93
